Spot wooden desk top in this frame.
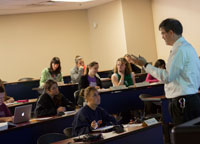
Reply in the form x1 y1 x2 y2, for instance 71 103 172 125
52 123 161 144
6 98 37 108
98 82 164 93
0 110 78 134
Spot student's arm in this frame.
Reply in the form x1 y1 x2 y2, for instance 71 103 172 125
59 73 64 82
111 74 124 86
70 67 84 83
4 96 15 103
61 96 75 111
72 113 92 136
0 117 12 122
96 77 102 89
101 108 117 125
40 69 48 87
131 72 136 85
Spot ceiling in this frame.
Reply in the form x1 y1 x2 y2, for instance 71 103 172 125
0 0 115 15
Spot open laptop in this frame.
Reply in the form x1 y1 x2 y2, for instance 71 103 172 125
13 104 32 124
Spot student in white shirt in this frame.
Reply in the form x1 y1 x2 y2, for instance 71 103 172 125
135 18 200 125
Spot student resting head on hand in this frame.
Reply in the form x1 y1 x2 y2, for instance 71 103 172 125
111 57 136 87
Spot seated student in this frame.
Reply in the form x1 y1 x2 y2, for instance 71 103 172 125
72 86 117 136
79 61 102 90
145 59 166 83
124 54 141 74
70 56 86 84
0 86 12 122
0 79 14 103
35 79 75 117
40 57 64 87
111 58 136 87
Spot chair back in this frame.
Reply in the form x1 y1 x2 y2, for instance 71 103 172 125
18 77 34 82
63 127 73 138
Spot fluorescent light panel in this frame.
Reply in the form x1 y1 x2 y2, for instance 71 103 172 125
51 0 93 2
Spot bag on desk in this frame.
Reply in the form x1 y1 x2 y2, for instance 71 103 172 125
113 125 124 133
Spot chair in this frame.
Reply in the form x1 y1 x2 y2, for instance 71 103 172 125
74 90 80 105
63 127 73 138
18 77 34 82
37 133 67 144
139 94 161 119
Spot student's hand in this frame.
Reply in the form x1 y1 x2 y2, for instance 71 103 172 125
79 65 84 69
97 120 102 126
118 71 124 77
6 98 14 103
57 106 66 113
91 120 98 129
95 86 100 89
0 116 13 122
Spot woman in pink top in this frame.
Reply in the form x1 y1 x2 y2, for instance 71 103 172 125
145 59 166 83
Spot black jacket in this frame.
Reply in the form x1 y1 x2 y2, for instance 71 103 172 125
78 75 102 90
34 93 75 117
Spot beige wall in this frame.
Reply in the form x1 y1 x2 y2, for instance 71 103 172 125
0 0 159 82
0 10 90 82
152 0 200 61
121 0 157 63
88 0 127 71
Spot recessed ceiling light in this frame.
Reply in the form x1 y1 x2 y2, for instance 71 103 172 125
51 0 93 2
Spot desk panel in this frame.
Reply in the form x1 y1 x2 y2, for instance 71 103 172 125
0 115 74 144
99 84 164 114
4 80 40 100
52 123 163 144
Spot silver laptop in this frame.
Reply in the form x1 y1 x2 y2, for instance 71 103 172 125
13 104 32 124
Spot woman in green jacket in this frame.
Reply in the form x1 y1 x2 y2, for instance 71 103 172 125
40 57 64 87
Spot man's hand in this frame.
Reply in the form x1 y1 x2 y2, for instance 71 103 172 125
134 55 147 67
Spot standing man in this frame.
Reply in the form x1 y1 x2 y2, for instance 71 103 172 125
70 56 86 83
135 18 200 125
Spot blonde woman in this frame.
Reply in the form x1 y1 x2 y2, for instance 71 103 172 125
111 57 136 87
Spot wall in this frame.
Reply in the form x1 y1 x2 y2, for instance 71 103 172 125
121 0 157 63
0 10 90 82
152 0 200 61
87 0 127 71
0 0 160 82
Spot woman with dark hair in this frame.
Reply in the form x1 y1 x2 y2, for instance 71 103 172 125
78 61 102 90
145 59 166 83
111 58 136 87
72 86 117 136
35 79 75 117
40 57 64 87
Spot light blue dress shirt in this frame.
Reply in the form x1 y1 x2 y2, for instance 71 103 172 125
145 37 200 98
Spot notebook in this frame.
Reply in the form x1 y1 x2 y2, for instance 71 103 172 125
13 104 32 124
